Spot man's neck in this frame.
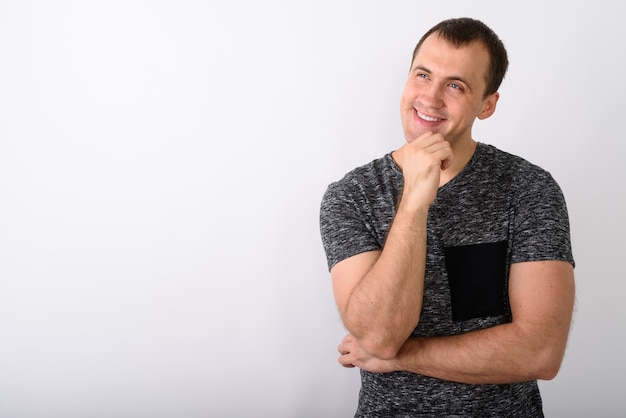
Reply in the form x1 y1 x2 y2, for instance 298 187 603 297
439 139 477 187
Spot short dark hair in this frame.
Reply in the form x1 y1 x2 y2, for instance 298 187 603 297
411 18 509 97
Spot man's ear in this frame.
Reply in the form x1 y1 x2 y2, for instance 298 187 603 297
478 92 499 120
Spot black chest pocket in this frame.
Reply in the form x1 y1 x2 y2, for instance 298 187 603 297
444 241 508 322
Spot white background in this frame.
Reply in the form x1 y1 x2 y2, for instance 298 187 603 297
0 1 623 417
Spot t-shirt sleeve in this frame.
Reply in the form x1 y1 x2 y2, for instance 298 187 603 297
510 170 575 267
319 181 382 271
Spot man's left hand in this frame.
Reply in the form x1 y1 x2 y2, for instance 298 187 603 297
338 334 397 373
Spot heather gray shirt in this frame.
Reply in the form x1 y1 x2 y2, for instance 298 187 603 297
319 142 574 417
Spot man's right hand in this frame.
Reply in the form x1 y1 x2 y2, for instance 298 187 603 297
396 132 453 210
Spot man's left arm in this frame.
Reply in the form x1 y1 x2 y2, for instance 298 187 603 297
338 259 575 384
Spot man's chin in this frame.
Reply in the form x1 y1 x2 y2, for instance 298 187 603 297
403 129 447 143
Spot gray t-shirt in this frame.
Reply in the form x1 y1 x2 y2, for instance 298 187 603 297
319 142 574 417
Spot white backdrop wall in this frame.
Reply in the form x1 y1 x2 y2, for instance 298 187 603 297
0 1 623 417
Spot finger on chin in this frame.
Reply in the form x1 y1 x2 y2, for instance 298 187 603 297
339 356 355 368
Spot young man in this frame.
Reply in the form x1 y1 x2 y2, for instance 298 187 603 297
319 18 575 416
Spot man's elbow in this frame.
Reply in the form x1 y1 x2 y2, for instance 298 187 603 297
536 362 561 381
360 336 404 360
533 347 566 381
370 345 401 361
343 318 412 360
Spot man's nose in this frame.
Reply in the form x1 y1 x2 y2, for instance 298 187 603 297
421 83 445 108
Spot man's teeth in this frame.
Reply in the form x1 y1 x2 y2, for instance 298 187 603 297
418 111 441 122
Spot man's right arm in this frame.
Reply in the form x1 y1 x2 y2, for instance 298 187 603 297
331 133 452 359
331 204 427 359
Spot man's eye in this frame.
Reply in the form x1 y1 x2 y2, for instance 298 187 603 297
449 82 463 90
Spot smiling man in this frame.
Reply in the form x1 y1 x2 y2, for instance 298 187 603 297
320 18 575 417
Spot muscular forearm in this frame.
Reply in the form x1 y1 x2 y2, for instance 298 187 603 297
342 261 575 384
391 322 568 384
341 202 429 359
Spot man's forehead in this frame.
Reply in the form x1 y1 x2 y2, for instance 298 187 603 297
412 36 489 72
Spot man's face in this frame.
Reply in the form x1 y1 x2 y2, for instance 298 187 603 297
400 34 498 146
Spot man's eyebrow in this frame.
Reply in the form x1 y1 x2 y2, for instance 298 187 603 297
411 65 473 90
411 64 430 73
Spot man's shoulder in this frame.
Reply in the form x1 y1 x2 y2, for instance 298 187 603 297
478 143 554 182
326 153 398 193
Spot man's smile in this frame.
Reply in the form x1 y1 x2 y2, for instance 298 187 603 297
417 110 444 122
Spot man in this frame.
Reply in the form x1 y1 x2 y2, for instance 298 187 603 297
319 17 575 417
